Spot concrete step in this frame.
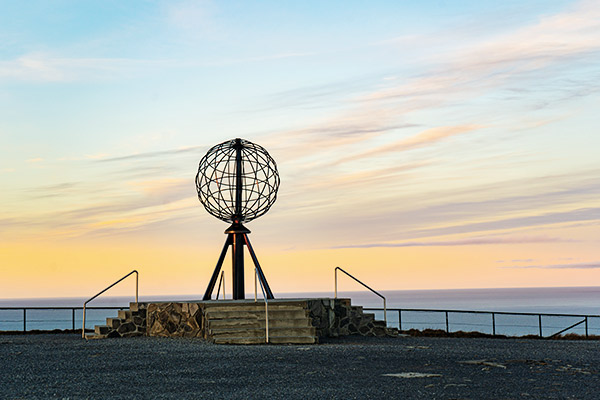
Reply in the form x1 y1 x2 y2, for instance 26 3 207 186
210 326 316 339
85 333 107 340
203 304 306 313
361 313 375 324
205 309 307 320
213 336 266 345
95 325 110 335
213 335 316 345
106 318 122 329
129 302 146 312
118 310 132 320
386 327 399 337
270 336 316 344
208 317 311 330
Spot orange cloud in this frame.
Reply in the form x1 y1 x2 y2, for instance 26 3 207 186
337 124 483 164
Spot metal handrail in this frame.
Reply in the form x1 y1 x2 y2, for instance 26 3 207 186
0 306 125 332
335 267 386 325
82 270 138 338
254 267 269 343
363 307 597 338
216 271 226 300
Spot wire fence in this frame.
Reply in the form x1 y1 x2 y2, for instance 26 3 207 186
0 307 125 332
365 308 600 338
3 305 600 338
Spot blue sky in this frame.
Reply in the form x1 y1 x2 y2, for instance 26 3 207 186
1 0 599 297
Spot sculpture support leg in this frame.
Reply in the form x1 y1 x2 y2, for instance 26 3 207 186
202 236 231 300
243 234 274 299
232 232 245 299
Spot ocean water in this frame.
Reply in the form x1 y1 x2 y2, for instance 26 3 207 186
1 287 599 336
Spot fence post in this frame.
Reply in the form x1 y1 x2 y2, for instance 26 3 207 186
585 317 588 338
445 311 449 333
398 310 402 331
492 313 496 336
23 309 26 332
72 308 76 331
538 314 542 337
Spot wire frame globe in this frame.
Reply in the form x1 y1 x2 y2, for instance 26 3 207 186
195 138 280 224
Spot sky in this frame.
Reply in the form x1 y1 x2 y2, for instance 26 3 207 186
1 0 599 299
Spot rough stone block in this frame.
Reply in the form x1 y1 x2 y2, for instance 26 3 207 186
122 332 143 338
359 325 371 335
117 322 136 334
166 320 177 334
95 325 110 335
189 303 199 317
158 310 169 325
150 321 164 336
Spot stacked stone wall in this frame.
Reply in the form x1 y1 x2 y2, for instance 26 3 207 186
307 298 396 337
99 302 147 338
147 302 204 337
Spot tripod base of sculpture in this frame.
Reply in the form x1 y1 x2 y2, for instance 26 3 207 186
203 223 274 300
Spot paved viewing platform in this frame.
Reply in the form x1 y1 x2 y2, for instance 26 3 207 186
1 333 598 399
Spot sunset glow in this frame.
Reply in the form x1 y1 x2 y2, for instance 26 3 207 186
1 1 599 299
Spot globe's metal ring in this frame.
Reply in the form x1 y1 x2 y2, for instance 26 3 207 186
195 138 280 224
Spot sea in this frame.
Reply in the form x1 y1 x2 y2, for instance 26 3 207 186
1 286 599 337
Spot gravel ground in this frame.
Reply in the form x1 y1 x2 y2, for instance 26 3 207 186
1 334 598 399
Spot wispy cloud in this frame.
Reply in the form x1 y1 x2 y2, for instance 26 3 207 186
98 145 206 163
496 259 534 263
23 182 81 199
0 46 316 83
364 1 600 104
0 53 174 82
402 207 600 240
331 236 571 249
504 262 600 269
336 124 483 164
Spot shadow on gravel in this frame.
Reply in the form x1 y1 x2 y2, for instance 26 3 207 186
401 328 600 340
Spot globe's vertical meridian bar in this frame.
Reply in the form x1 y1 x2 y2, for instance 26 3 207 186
234 138 243 218
232 138 245 299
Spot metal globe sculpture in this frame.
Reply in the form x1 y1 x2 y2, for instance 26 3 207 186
196 138 277 300
195 138 280 224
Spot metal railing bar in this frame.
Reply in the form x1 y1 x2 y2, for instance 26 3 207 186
254 267 269 343
1 307 127 333
548 319 587 339
364 307 600 337
0 307 125 310
82 270 138 339
364 307 600 318
216 271 225 300
398 310 402 331
445 311 449 333
335 267 386 325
